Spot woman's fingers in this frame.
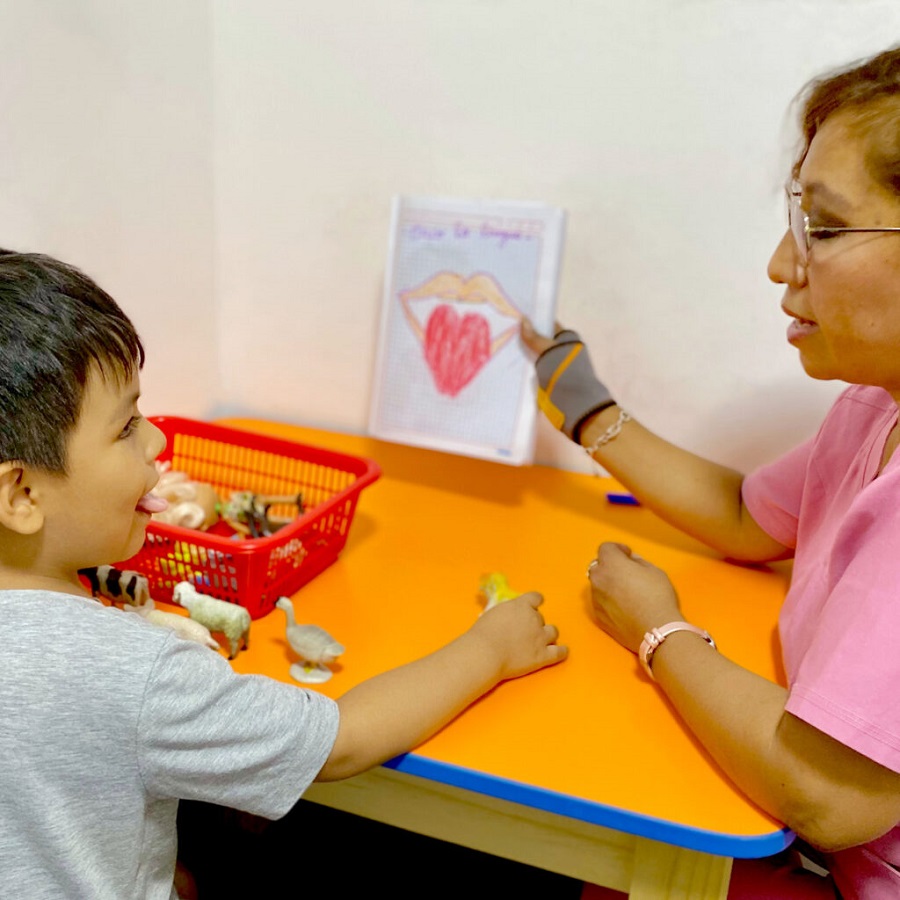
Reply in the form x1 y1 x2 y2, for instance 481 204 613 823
520 317 557 355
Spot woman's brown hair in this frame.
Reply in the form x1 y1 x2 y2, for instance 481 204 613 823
793 46 900 197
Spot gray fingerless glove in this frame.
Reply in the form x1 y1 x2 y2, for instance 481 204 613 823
534 330 614 442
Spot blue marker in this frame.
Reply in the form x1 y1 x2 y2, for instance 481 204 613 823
606 492 640 506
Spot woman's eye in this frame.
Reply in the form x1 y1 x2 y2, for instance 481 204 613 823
808 226 841 242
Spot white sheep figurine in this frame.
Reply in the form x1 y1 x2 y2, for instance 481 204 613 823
172 581 251 659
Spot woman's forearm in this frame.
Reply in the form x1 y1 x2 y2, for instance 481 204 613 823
579 406 788 562
649 631 900 851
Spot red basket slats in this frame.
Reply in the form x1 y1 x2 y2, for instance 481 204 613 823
117 417 380 619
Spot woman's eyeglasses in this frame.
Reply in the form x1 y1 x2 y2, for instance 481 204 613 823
787 181 900 264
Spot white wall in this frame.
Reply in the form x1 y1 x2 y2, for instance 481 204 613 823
4 1 898 473
211 0 896 472
0 0 218 418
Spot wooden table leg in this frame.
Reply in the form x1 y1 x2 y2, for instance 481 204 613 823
304 767 733 898
628 838 732 899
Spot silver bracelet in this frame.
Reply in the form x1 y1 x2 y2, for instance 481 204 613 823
584 408 631 456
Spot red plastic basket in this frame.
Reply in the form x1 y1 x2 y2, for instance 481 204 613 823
118 416 380 619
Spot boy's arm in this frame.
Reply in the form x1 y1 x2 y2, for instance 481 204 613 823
315 593 566 782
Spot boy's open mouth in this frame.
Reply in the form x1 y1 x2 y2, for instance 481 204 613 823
136 491 168 515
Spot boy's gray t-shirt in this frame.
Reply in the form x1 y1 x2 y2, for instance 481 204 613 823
0 590 340 899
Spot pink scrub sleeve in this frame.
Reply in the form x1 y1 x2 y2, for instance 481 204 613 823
741 436 814 550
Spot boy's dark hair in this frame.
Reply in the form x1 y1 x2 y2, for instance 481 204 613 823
0 249 144 473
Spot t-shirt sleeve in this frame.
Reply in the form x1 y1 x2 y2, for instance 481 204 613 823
742 436 816 549
136 636 340 819
784 469 900 774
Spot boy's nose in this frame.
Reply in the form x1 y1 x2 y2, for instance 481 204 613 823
145 420 167 462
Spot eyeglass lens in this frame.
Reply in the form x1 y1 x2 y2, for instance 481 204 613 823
787 189 809 262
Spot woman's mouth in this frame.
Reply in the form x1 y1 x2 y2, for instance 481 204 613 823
787 316 818 344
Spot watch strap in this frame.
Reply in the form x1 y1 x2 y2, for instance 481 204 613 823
639 621 716 680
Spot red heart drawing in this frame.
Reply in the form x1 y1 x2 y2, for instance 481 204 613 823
423 305 491 397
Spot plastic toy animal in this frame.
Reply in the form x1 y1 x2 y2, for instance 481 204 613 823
173 581 251 659
478 572 519 613
135 602 220 651
151 463 220 531
80 564 151 607
221 491 305 538
274 596 344 684
80 565 219 650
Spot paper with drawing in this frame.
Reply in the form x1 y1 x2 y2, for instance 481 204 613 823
369 196 565 464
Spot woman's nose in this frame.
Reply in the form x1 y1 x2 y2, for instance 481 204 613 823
768 228 807 288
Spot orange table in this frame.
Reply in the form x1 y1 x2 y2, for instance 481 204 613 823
214 419 793 898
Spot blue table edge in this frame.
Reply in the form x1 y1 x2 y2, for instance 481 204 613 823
384 752 794 859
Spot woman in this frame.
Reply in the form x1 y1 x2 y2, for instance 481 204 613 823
524 46 900 899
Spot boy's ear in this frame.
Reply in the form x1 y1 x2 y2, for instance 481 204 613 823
0 461 45 535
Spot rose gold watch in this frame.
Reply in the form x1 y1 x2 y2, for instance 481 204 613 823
639 621 716 680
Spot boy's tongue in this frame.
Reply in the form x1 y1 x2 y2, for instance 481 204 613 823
137 492 169 515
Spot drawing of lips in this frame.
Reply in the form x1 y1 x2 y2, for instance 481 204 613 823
423 304 491 397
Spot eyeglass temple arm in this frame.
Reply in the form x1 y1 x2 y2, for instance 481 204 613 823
809 226 900 236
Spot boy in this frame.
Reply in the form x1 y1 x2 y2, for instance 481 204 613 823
0 250 567 899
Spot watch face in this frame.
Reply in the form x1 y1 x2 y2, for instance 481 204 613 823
638 632 658 680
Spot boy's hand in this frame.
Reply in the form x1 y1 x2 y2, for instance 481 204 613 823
468 592 568 680
321 591 566 781
587 543 681 654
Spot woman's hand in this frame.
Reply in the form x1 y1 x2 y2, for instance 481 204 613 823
520 317 558 355
519 319 615 441
586 542 682 653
